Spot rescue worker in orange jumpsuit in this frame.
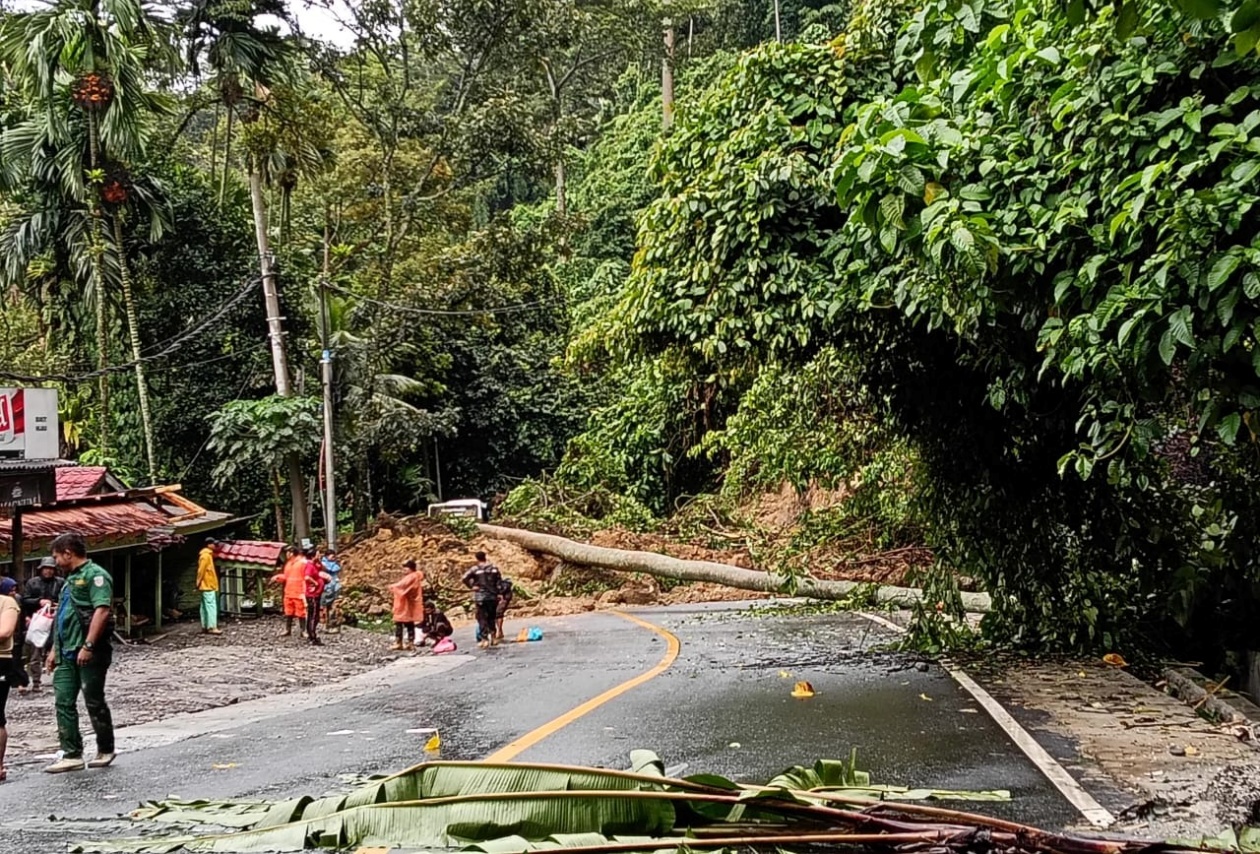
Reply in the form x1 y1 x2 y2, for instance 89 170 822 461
271 546 307 637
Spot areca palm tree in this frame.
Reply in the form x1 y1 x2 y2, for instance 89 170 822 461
0 0 177 481
180 0 291 205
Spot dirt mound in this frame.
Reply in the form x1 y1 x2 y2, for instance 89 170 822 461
339 515 551 618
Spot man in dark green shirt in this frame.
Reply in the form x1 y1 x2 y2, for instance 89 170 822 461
43 532 116 774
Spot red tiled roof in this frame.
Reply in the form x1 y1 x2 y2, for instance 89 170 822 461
212 540 286 566
55 466 108 501
2 499 172 557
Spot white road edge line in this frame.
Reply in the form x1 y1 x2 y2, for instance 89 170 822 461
857 611 1116 829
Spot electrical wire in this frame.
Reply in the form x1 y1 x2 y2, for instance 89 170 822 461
0 277 264 384
139 276 261 355
325 282 564 316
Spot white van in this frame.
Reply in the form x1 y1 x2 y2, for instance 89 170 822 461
427 498 489 522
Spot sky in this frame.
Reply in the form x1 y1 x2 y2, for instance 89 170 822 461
7 0 359 50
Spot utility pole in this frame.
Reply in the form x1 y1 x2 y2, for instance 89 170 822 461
251 169 291 397
774 0 782 42
662 21 675 130
318 225 337 551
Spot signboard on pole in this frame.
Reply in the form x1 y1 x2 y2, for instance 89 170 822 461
0 388 60 460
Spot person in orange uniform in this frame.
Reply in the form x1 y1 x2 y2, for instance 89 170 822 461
389 559 425 651
271 546 307 637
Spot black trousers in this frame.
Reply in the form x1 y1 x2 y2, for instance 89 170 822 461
394 621 415 642
475 599 498 639
305 597 321 640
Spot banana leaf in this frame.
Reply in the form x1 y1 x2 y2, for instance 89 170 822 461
765 752 871 791
129 799 278 828
77 758 677 854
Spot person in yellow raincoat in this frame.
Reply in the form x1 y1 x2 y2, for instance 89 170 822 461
196 538 222 635
389 559 425 651
271 546 307 637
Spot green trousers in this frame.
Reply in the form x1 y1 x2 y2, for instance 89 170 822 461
54 656 114 758
200 589 219 630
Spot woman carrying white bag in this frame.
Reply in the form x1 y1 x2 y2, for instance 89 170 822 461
20 557 62 694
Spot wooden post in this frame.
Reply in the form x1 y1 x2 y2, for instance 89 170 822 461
11 507 23 579
155 551 163 629
124 552 133 635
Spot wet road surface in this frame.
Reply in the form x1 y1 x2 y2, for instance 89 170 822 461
0 604 1083 851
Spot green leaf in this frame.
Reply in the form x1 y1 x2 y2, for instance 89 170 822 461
1208 254 1241 290
1034 47 1061 65
1117 0 1140 36
1159 326 1178 365
1217 412 1242 444
1170 306 1195 348
1179 0 1222 19
1231 0 1260 31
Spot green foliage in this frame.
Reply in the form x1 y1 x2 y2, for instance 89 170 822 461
206 395 321 485
587 0 1260 658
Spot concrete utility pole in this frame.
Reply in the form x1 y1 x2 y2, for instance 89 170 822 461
662 21 675 130
774 0 782 41
251 169 291 397
318 237 337 551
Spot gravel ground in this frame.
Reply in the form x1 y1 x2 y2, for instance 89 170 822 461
4 616 410 758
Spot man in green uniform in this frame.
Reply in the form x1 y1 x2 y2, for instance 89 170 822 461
43 532 116 774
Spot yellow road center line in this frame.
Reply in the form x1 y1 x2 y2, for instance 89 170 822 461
482 610 681 763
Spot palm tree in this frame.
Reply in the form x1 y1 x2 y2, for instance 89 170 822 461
0 0 177 481
180 0 291 205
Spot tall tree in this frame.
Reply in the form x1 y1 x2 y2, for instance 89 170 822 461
0 0 177 480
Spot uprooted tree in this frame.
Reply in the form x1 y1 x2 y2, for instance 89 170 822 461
553 0 1260 661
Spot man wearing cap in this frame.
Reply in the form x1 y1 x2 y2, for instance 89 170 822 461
20 556 63 693
196 538 222 636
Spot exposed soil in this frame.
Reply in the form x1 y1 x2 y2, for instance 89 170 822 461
5 618 410 758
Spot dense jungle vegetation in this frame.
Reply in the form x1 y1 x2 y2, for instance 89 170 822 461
3 0 1260 667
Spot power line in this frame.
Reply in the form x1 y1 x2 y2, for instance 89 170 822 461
325 283 564 317
140 276 260 355
0 277 264 384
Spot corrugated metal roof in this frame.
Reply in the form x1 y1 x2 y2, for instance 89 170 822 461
0 458 77 472
54 466 107 500
212 540 286 566
1 499 172 558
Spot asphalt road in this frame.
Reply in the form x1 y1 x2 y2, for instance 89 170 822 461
0 604 1083 851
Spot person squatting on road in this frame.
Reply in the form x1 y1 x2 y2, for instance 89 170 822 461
0 575 23 782
21 556 62 693
45 532 117 774
463 552 502 649
303 548 330 646
417 600 453 648
390 559 425 651
197 538 222 635
272 546 308 637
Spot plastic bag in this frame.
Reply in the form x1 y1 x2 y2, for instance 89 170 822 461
527 627 543 642
26 604 54 649
432 637 457 654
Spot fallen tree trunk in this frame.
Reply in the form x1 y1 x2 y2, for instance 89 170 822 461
478 524 992 613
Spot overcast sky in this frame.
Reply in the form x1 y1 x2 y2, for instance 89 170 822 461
8 0 359 50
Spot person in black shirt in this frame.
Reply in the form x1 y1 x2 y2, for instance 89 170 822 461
461 552 502 649
20 557 62 693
